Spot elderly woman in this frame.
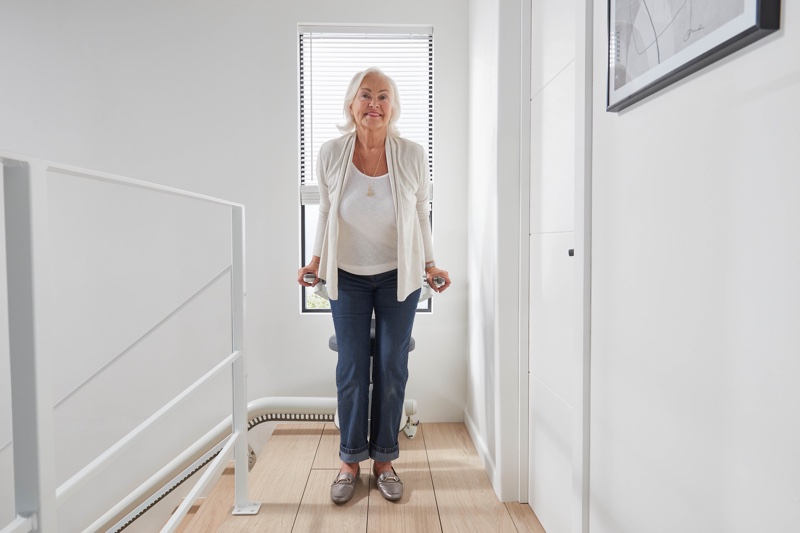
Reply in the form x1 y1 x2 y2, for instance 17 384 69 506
297 67 450 504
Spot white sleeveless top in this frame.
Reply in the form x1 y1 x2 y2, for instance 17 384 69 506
336 162 398 275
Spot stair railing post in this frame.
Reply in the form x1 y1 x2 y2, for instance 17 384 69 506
3 158 58 531
230 204 260 516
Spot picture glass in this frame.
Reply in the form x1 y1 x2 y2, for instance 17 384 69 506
606 0 781 111
612 0 746 92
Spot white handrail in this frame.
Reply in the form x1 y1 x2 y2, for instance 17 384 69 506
100 436 229 533
1 150 258 532
47 165 242 208
3 150 429 531
56 350 242 504
160 432 241 533
0 515 34 533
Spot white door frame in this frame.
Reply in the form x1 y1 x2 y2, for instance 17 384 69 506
572 0 593 532
517 0 593 531
517 0 533 505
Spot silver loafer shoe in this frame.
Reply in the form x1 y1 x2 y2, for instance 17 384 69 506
330 465 360 504
374 466 403 501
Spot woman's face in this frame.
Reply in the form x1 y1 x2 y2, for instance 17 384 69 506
349 73 393 134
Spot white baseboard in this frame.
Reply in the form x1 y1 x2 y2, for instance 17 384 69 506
463 409 498 492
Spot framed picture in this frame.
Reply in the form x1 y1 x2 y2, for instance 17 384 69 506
607 0 781 112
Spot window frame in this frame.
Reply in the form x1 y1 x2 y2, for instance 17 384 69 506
298 25 435 313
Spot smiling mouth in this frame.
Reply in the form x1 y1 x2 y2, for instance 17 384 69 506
366 112 382 117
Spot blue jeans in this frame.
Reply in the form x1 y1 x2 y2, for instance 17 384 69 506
330 269 420 463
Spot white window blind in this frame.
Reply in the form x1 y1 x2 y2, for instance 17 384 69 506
298 26 434 206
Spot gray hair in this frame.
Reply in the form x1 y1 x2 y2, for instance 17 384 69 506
337 67 401 137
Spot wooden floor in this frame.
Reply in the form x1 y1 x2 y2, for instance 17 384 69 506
176 422 545 533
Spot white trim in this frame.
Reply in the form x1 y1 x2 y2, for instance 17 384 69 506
493 0 525 503
464 410 497 483
573 1 594 532
517 0 533 506
298 24 434 35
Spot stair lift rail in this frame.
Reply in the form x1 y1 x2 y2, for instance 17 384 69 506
0 152 259 533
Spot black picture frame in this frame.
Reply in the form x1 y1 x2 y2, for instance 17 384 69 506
607 0 781 112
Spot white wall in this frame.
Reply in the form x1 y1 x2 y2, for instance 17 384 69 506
0 0 468 528
465 0 524 501
590 3 800 533
466 0 499 491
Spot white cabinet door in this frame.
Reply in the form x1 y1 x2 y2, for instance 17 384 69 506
528 0 578 528
529 231 576 533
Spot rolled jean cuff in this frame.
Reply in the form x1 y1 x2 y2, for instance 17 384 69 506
340 445 370 464
369 443 400 462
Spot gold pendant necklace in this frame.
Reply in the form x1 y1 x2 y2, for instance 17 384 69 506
358 146 384 197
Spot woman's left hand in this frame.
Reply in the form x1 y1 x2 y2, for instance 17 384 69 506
426 267 451 293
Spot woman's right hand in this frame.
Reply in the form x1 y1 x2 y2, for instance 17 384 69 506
297 260 320 287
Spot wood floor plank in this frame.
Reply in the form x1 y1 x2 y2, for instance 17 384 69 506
292 469 369 532
505 502 547 533
367 424 442 533
175 469 234 532
174 502 203 533
312 422 342 470
214 423 325 533
424 423 517 533
167 422 524 533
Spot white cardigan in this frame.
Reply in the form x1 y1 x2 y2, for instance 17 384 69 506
313 132 433 301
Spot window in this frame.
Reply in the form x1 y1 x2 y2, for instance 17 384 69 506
298 25 434 312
